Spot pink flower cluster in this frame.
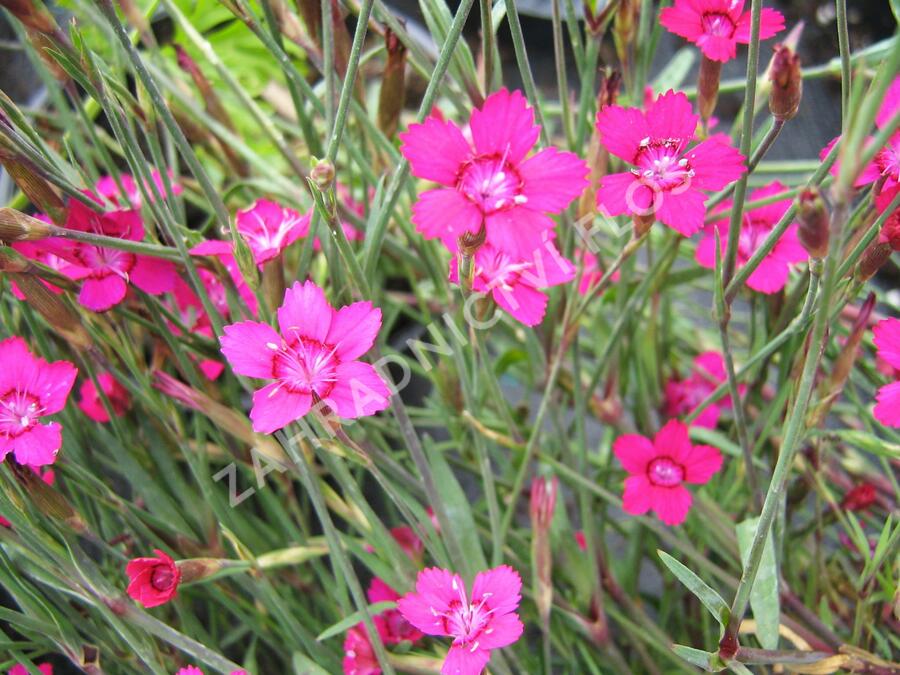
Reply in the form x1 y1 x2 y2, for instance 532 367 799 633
873 318 900 427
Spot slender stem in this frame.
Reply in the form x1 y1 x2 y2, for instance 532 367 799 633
748 117 785 172
504 0 548 144
480 0 494 93
322 0 336 133
43 224 181 260
551 0 574 149
835 0 851 128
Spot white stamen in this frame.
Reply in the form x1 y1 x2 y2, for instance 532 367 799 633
266 342 279 350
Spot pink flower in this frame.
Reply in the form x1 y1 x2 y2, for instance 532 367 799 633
78 372 130 422
236 199 310 265
390 525 424 561
43 196 178 311
368 577 424 645
187 243 259 318
613 419 723 525
874 185 900 251
400 89 588 258
343 626 380 675
449 241 575 326
8 664 53 675
397 565 524 675
174 668 204 675
596 90 746 236
126 549 181 608
10 220 73 299
95 169 183 208
841 483 877 511
0 467 54 528
0 337 77 467
873 317 900 427
576 249 620 296
219 281 391 433
660 0 784 63
820 76 900 190
695 181 807 294
663 351 741 429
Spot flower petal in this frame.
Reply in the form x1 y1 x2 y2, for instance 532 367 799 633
471 565 522 617
441 644 491 675
130 256 178 295
613 434 658 474
655 187 708 237
492 283 548 327
249 383 311 434
596 105 650 163
219 321 282 378
484 207 556 259
622 474 653 516
326 302 382 360
469 88 539 164
400 117 471 185
277 280 333 342
651 484 693 525
648 90 698 143
412 188 484 251
686 139 747 191
518 147 589 212
653 419 693 463
79 275 128 312
874 381 900 427
12 422 62 466
873 318 900 371
324 362 391 419
683 444 724 484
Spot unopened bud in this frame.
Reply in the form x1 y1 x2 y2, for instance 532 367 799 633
10 463 84 531
613 0 639 67
310 159 335 192
698 56 723 130
176 557 229 583
855 242 891 282
840 482 877 512
583 0 617 36
0 145 66 224
529 475 558 532
633 211 655 238
9 273 92 349
0 207 54 242
377 28 407 140
530 475 557 628
769 44 802 122
796 188 829 259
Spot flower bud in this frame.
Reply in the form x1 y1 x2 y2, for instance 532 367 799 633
529 475 558 532
0 0 58 35
8 273 92 349
0 145 66 224
796 188 829 259
698 56 723 131
0 207 54 242
9 463 84 531
769 44 802 122
310 159 335 192
855 242 891 282
457 223 486 257
613 0 639 69
530 476 557 628
377 28 407 140
177 557 229 583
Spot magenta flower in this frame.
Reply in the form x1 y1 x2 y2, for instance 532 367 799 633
236 198 310 265
95 169 183 208
821 76 900 190
663 351 742 429
873 318 900 427
695 181 807 294
126 548 181 608
45 196 178 311
188 242 259 317
596 90 746 236
0 337 77 467
397 565 524 675
576 249 620 296
660 0 784 62
219 281 391 433
449 242 575 326
613 419 723 525
400 89 588 258
9 664 53 675
343 626 380 675
78 372 131 423
368 577 424 645
10 217 73 299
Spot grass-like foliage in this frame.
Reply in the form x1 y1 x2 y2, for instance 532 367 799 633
0 0 898 673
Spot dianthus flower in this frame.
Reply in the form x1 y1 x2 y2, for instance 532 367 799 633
42 195 178 311
126 549 181 608
235 199 310 265
78 372 131 423
663 351 741 429
397 565 524 675
0 337 77 467
95 169 183 208
448 242 574 326
343 626 380 675
576 249 620 296
873 318 900 427
660 0 784 62
368 577 424 645
8 664 53 675
841 483 877 512
613 419 723 525
400 88 588 258
695 181 807 293
596 90 746 236
219 281 391 433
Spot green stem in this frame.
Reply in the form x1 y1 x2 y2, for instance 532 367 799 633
504 0 548 144
835 0 851 128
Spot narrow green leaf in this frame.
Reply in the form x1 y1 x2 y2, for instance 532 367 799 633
736 517 780 650
315 602 396 642
292 652 332 675
658 550 730 627
671 644 725 672
650 47 696 93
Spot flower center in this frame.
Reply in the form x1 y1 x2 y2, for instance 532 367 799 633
150 565 175 591
240 209 304 254
633 139 694 191
77 244 136 277
274 335 339 397
648 457 685 487
875 137 900 181
701 12 736 38
446 595 493 645
736 217 771 262
477 250 533 292
458 156 526 213
0 390 42 437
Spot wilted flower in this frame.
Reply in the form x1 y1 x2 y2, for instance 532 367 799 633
0 337 77 466
841 483 877 512
219 281 391 433
400 88 588 258
448 242 575 326
660 0 784 63
397 565 524 675
78 372 130 423
595 90 746 236
696 181 807 293
613 419 723 525
126 549 181 608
